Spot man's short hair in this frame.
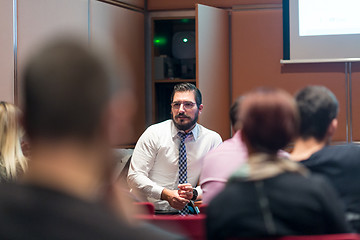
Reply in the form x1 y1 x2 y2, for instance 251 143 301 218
170 83 202 107
241 88 299 154
23 40 115 141
295 86 338 141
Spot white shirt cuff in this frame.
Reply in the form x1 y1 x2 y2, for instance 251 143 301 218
151 185 165 200
195 186 203 199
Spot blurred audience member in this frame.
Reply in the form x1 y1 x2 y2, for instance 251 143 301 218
291 85 360 232
0 39 182 239
206 88 350 239
200 96 289 204
0 102 27 182
199 97 247 204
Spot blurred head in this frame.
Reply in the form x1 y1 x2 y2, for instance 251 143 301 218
240 88 299 154
295 86 338 142
230 96 244 131
170 83 203 132
0 102 27 180
22 39 128 144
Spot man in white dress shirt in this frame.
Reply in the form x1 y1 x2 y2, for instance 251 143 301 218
128 83 222 213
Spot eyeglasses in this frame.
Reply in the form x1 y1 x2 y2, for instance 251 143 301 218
171 101 196 110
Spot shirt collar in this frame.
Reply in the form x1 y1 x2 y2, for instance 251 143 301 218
171 121 199 141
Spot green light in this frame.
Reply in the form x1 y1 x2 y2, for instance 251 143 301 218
181 19 190 23
153 37 167 46
183 38 188 43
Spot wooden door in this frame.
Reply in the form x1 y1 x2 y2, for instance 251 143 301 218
196 4 230 140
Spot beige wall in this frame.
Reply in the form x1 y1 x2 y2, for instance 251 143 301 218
0 0 14 103
351 63 360 142
1 0 145 146
17 0 89 104
231 7 348 142
147 0 352 143
148 0 282 11
1 0 357 144
90 0 145 145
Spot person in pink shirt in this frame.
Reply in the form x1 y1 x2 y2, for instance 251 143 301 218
200 96 289 204
199 97 247 204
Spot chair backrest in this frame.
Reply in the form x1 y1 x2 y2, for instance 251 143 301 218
279 233 360 240
198 204 208 215
228 233 360 240
134 202 155 215
136 214 206 240
118 155 132 184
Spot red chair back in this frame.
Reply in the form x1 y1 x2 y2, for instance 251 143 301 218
279 234 360 240
229 233 360 240
134 202 155 215
136 214 206 240
198 204 208 214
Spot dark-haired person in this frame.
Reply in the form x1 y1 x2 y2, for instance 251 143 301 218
128 83 222 214
0 39 183 240
291 85 360 232
206 88 350 239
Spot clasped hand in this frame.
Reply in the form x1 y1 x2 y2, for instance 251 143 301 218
178 183 193 200
161 183 193 210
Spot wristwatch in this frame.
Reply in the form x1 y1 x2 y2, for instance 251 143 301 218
191 188 198 201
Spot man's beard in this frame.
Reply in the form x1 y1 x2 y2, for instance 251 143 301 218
172 111 199 131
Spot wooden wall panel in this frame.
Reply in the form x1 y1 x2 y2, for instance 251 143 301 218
17 0 88 103
118 0 144 9
97 0 144 9
197 4 230 140
91 0 145 146
148 0 281 10
0 0 14 103
351 63 360 142
231 9 347 142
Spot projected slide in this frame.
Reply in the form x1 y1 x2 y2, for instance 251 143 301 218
299 0 360 36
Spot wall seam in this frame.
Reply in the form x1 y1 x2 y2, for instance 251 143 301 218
88 0 91 43
228 11 233 137
349 62 353 142
13 0 18 104
144 0 152 126
345 62 349 143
